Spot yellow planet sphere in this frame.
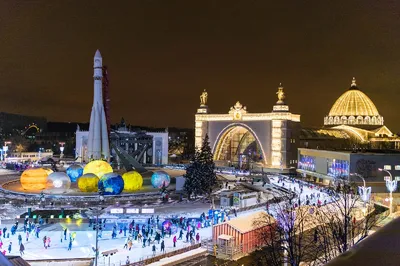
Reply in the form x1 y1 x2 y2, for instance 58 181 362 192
21 168 53 190
77 173 99 192
83 160 113 178
122 171 143 191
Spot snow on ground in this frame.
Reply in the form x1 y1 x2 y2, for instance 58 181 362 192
0 220 212 265
0 174 334 265
147 247 207 266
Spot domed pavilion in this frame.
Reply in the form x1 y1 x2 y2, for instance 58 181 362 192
323 78 398 146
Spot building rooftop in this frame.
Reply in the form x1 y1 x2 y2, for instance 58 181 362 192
224 211 274 233
299 147 400 155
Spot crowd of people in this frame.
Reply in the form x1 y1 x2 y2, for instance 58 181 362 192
89 215 205 263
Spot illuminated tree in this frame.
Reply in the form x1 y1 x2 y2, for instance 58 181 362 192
184 134 216 199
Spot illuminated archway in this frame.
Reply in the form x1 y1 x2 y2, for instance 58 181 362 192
212 123 267 165
22 124 40 136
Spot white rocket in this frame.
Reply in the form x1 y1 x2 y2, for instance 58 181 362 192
87 49 110 160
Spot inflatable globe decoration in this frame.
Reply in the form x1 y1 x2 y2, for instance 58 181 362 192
98 173 124 195
122 171 143 191
151 171 171 189
162 220 172 230
77 173 99 192
83 160 113 179
20 168 53 190
46 172 71 193
66 164 83 182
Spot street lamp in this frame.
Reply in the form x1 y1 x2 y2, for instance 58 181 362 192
350 173 371 204
3 141 11 161
378 168 397 215
91 189 105 266
59 142 65 159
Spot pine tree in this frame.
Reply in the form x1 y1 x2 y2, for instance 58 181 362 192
183 134 217 200
198 134 217 196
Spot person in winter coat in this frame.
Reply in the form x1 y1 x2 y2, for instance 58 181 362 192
68 240 72 251
19 243 24 255
46 237 51 248
26 231 29 242
196 233 200 243
8 242 12 254
173 235 177 248
155 232 161 244
152 244 157 256
127 239 133 251
0 240 3 249
18 234 22 246
123 237 129 249
43 236 47 248
160 240 165 253
123 226 127 237
178 229 183 240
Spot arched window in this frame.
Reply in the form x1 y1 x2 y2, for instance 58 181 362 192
341 116 348 124
334 116 340 124
372 116 377 124
348 116 355 125
357 116 363 124
364 116 370 125
329 117 334 124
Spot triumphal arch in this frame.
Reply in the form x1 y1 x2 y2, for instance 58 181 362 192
195 86 301 170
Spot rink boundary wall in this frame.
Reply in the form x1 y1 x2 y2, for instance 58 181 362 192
124 243 202 266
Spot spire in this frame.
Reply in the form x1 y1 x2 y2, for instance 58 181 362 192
351 77 357 87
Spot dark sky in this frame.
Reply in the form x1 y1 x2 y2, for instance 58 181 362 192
1 1 400 131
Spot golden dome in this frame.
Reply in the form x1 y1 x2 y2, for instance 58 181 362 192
328 90 379 117
324 78 383 126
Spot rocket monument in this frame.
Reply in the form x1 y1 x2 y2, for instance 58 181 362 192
87 50 110 160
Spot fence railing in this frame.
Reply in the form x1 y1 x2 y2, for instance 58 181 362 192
123 243 202 266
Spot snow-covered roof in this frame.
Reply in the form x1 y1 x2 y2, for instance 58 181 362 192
218 234 234 240
224 211 273 234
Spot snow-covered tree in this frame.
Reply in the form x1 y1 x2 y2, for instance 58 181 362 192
184 134 216 199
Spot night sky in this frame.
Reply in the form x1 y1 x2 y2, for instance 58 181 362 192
1 1 400 132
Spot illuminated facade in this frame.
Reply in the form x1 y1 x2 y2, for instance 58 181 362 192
321 78 400 148
195 85 300 169
298 148 400 192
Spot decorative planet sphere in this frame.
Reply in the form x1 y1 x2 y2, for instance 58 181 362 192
151 171 171 189
66 164 84 182
122 171 143 191
77 173 99 192
98 173 124 195
46 172 71 193
83 160 113 178
20 168 53 190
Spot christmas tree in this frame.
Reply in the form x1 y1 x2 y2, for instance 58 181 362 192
184 134 216 199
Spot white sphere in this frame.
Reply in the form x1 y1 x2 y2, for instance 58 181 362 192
46 172 71 193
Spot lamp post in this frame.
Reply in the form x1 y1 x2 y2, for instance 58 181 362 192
350 173 371 238
378 168 397 215
350 173 371 204
91 190 105 266
59 142 65 159
3 141 11 161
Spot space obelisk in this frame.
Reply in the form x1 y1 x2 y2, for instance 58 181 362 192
87 50 110 161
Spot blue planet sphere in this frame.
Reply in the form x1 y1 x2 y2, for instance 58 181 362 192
151 171 171 189
98 173 124 195
66 164 84 182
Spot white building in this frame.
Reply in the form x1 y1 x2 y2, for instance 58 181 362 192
76 128 168 165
